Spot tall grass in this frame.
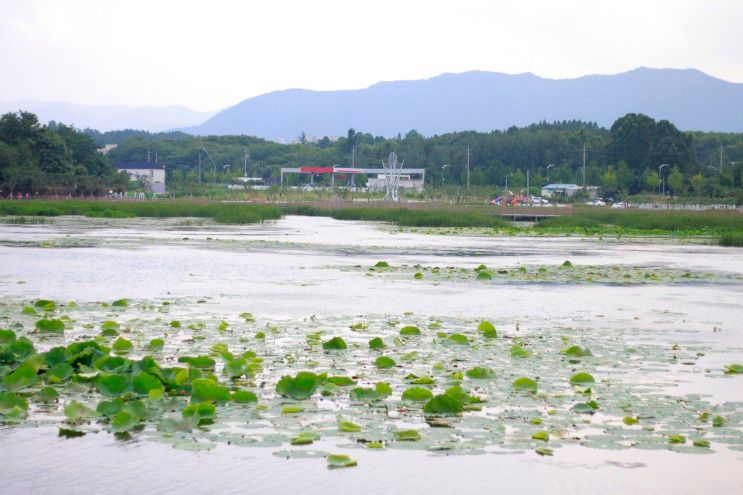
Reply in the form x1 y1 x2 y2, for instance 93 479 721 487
282 205 511 228
537 210 743 234
0 200 282 225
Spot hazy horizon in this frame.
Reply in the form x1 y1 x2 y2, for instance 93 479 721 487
1 0 741 111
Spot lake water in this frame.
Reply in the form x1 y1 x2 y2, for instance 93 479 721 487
0 215 741 494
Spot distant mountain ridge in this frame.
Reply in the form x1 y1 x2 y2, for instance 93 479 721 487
183 68 743 140
0 100 215 132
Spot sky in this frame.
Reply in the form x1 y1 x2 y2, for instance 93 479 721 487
1 0 741 111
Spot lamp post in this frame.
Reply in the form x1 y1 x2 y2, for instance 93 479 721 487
441 164 450 188
244 153 250 177
658 164 669 196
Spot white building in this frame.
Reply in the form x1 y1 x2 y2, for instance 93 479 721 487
115 161 166 193
541 183 598 199
366 174 425 192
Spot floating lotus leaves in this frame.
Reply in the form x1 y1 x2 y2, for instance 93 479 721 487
339 420 362 432
182 401 216 424
513 377 539 392
375 356 396 369
402 387 434 401
0 391 28 421
96 373 133 397
369 337 385 349
394 429 422 441
111 299 129 308
276 371 319 400
350 382 392 401
424 393 464 416
724 364 743 374
34 299 57 311
35 318 64 334
448 333 469 345
476 271 493 280
191 378 230 403
327 453 357 468
477 320 497 338
112 337 133 353
177 355 216 370
400 325 421 336
510 343 531 358
231 390 258 403
532 430 550 442
64 400 96 423
562 345 593 357
322 336 347 350
374 261 390 268
570 372 596 385
466 367 495 380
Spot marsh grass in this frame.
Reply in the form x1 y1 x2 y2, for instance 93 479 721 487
0 200 282 225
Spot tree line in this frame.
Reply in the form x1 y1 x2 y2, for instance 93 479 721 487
1 110 742 199
0 112 128 196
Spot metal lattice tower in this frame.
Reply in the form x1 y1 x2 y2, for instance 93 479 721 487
382 152 404 201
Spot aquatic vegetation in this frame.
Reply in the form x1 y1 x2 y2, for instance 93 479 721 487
327 453 357 468
0 298 740 469
724 364 743 374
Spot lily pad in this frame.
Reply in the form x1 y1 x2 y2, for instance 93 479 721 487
513 377 538 392
276 372 319 400
327 453 357 468
569 372 595 385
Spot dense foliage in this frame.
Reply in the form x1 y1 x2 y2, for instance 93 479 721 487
103 115 743 199
2 109 742 199
0 112 125 196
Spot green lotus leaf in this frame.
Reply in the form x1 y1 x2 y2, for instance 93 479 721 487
64 400 96 423
562 345 593 357
97 398 125 417
400 326 421 336
413 272 424 279
112 337 133 353
374 261 390 268
724 364 743 374
668 434 686 444
46 362 74 383
322 336 348 350
693 439 710 448
535 447 553 456
223 358 249 378
511 343 531 358
375 356 396 369
182 401 216 424
326 376 356 386
133 372 164 395
339 420 362 432
569 372 595 384
34 299 57 311
448 333 469 345
572 400 599 414
327 453 357 468
476 270 493 280
145 338 164 351
424 393 464 415
532 430 550 441
466 367 495 379
0 391 28 420
712 416 725 427
513 377 538 392
58 428 85 438
93 356 130 373
111 411 140 432
36 386 59 403
231 390 258 403
21 307 37 316
35 318 65 334
369 337 385 349
191 378 230 403
2 356 42 391
394 429 421 441
350 382 392 401
96 373 133 396
111 299 129 307
177 355 216 370
402 387 434 401
276 371 319 400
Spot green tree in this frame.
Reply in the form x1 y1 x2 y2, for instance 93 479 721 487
600 166 618 196
640 169 660 192
690 173 705 197
666 167 684 195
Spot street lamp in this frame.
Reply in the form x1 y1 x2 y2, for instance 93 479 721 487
441 164 450 188
659 164 669 196
244 153 250 177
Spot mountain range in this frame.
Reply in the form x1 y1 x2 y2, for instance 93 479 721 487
0 100 215 132
185 68 743 140
3 68 741 139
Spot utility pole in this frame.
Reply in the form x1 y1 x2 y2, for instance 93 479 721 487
244 152 249 177
351 146 355 168
582 142 587 190
198 152 202 183
720 142 724 173
147 147 151 164
526 168 530 199
466 145 471 190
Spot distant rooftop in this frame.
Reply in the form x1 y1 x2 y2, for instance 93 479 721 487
115 161 165 170
542 183 580 189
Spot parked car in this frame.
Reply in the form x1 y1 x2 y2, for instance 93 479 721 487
585 199 606 207
531 196 549 205
611 202 628 209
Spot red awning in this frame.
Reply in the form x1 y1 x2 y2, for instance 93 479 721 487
300 166 334 173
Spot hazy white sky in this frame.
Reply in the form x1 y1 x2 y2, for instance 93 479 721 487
1 0 741 110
